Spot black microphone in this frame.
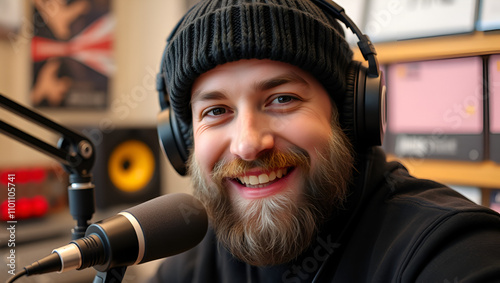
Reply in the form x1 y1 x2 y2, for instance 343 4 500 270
21 193 208 276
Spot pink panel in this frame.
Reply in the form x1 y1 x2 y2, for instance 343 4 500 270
388 57 483 134
490 55 500 133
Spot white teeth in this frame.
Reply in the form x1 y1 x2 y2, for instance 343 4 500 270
249 176 259 185
268 171 276 182
237 168 289 186
258 174 269 183
277 169 283 178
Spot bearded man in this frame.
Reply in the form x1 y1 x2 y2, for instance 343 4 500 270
149 0 500 282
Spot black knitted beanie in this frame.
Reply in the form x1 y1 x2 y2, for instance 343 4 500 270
162 0 354 126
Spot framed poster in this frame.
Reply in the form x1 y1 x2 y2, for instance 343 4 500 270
31 0 114 108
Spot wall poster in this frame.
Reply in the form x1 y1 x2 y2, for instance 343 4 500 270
31 0 114 108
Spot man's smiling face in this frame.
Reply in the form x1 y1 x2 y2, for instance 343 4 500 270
188 59 354 266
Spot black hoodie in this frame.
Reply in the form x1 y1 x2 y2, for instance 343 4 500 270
148 147 500 283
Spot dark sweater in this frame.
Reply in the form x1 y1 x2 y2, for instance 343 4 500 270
148 147 500 282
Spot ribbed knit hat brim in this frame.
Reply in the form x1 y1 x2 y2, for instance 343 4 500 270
163 0 353 125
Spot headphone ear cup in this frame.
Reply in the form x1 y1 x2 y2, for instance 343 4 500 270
340 62 359 145
341 61 386 147
364 64 386 147
157 107 190 176
157 59 191 176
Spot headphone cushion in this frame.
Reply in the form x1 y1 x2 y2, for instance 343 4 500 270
177 118 193 153
340 61 359 144
340 61 386 147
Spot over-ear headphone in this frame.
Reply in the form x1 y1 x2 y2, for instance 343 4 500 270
157 0 386 176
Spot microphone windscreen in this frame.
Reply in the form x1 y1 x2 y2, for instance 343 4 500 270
123 193 208 263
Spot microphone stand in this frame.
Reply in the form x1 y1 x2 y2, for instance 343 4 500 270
0 93 96 240
1 94 132 282
0 94 95 240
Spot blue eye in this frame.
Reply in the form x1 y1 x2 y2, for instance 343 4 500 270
277 96 293 103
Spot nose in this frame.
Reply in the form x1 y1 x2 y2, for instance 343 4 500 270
230 111 274 161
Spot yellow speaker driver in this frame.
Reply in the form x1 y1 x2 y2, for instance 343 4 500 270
108 139 156 192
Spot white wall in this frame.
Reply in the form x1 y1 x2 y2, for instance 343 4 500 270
0 0 192 195
1 0 194 280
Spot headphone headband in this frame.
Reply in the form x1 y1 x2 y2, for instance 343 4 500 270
312 0 380 77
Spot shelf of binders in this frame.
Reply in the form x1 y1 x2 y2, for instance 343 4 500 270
362 31 500 189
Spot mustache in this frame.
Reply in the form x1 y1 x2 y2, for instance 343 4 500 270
211 147 311 183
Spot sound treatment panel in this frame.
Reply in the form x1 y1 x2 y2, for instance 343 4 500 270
384 56 484 161
365 0 477 42
89 127 161 209
490 54 500 164
477 0 500 32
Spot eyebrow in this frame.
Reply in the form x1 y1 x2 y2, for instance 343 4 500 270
191 71 309 104
191 90 226 104
255 71 309 91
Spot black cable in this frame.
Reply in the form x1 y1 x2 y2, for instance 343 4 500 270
6 268 27 283
23 252 61 276
6 253 62 283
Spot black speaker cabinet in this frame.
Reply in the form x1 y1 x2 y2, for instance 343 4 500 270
88 127 161 209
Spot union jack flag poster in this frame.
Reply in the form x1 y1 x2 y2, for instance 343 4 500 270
31 0 114 108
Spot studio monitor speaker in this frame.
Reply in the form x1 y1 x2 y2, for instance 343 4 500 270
89 127 161 209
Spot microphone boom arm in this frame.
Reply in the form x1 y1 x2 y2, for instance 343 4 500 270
0 93 96 239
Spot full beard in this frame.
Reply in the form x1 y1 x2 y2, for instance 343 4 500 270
188 122 354 266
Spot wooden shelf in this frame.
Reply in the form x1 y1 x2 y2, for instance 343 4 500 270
387 156 500 189
369 31 500 189
354 31 500 64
